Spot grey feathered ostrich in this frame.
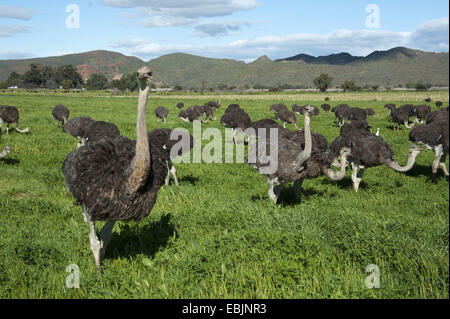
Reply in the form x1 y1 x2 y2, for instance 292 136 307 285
0 106 30 134
63 116 96 148
62 66 168 267
177 102 184 109
292 104 320 116
435 101 443 108
155 106 169 123
148 128 194 186
413 105 431 124
409 109 449 183
52 105 70 127
248 105 315 203
276 108 299 129
270 103 289 115
330 123 421 192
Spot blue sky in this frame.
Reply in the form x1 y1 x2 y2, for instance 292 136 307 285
0 0 448 62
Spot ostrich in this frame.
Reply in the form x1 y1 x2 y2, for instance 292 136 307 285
391 106 415 130
206 100 221 109
62 66 168 267
155 106 169 123
276 109 299 129
333 104 351 127
85 121 120 144
0 106 30 134
413 105 431 124
200 104 216 122
177 102 184 109
435 101 443 108
348 107 367 122
52 105 70 127
248 106 315 203
427 107 449 125
425 98 432 103
270 103 289 115
321 104 331 113
365 108 376 117
330 127 422 192
147 128 194 186
409 118 449 183
63 116 96 147
384 104 396 116
220 106 251 144
178 106 202 123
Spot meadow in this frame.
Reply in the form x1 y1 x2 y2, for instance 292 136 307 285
0 90 448 299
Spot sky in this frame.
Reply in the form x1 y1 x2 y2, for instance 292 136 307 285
0 0 448 62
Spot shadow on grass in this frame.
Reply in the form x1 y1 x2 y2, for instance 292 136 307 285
0 158 20 165
106 213 175 262
250 184 325 207
323 177 367 192
179 175 199 186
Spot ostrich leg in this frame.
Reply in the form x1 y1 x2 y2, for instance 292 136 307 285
171 166 179 186
431 146 444 184
438 155 449 182
268 179 282 203
294 178 304 202
87 213 115 267
164 164 171 186
351 163 365 192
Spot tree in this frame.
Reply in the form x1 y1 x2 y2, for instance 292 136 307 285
415 83 428 91
86 73 108 90
341 80 355 92
371 85 379 91
62 79 73 90
313 74 333 92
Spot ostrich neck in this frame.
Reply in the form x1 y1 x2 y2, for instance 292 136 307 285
323 153 348 181
126 85 151 192
298 113 312 165
384 152 418 172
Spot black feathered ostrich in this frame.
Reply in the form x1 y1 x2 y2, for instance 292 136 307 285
409 109 449 183
330 123 422 192
0 105 30 134
148 128 194 186
85 121 120 144
52 105 70 127
62 66 168 267
248 105 315 203
63 116 96 148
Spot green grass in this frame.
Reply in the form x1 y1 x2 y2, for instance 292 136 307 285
0 92 448 299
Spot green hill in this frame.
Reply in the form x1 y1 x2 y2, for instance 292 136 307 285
0 47 448 88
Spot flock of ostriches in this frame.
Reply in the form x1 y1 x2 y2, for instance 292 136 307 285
0 67 448 266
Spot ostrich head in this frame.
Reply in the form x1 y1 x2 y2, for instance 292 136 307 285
409 145 422 156
340 147 351 157
137 66 153 89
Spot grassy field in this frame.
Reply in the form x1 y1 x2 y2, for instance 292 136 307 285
0 91 448 299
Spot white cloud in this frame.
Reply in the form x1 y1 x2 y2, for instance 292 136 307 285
111 17 449 61
408 17 449 52
0 25 31 38
101 0 261 33
0 5 34 20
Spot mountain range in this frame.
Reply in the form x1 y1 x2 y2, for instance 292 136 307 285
0 47 448 88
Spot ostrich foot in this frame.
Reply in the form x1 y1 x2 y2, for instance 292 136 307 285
88 218 115 267
431 173 437 184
